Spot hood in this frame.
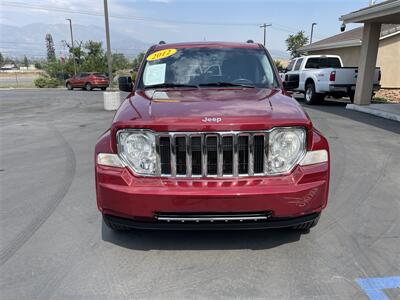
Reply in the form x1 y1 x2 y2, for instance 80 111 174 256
113 88 311 132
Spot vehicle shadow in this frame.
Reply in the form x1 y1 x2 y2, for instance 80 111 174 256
101 222 304 251
295 96 400 135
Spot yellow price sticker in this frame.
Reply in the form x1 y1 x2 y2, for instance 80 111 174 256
147 48 177 61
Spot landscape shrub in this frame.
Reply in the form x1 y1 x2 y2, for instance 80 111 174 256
34 77 47 88
34 76 61 88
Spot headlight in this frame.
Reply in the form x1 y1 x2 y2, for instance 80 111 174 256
117 130 156 175
267 127 306 175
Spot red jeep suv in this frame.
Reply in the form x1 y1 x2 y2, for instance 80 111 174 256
95 42 330 231
66 72 109 91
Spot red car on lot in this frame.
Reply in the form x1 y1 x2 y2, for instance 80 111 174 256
66 72 109 91
95 42 330 231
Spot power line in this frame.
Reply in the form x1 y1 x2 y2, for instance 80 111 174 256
2 1 328 41
0 41 147 51
2 1 261 27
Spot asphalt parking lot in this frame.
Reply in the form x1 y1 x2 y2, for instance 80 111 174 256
1 89 399 299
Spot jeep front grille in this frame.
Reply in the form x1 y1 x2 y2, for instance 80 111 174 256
156 131 269 178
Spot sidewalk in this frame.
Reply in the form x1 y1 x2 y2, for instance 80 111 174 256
346 103 400 122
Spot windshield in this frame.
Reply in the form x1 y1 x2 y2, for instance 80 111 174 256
139 47 278 89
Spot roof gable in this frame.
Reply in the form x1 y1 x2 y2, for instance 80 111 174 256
301 24 400 51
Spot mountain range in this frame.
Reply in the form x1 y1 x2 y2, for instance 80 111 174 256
0 23 150 59
0 23 289 60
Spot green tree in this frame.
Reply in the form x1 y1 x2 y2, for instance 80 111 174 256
44 60 63 78
23 56 29 68
81 40 107 72
45 33 56 62
132 52 145 71
0 52 4 67
285 31 309 58
112 53 129 71
70 41 84 66
34 61 43 69
85 40 103 57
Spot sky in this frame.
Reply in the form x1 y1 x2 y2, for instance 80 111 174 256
0 0 375 55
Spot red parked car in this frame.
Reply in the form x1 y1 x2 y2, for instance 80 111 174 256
95 42 330 231
66 72 109 91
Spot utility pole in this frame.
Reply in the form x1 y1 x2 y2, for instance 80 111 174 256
66 18 77 76
259 23 272 47
310 22 317 44
104 0 113 89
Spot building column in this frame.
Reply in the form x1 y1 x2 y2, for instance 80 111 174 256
354 22 381 105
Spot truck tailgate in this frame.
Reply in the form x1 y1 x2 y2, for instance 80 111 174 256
333 67 380 85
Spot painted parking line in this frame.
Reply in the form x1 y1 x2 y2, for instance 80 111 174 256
356 276 400 300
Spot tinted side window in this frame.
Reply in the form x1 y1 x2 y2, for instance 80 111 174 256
294 58 303 71
319 58 341 68
287 60 295 71
93 73 107 78
305 58 320 69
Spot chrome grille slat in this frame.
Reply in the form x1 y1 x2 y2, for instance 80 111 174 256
222 135 233 175
217 134 223 177
155 135 161 176
263 133 268 174
206 135 218 176
233 134 239 177
186 135 192 177
248 134 254 176
175 136 187 175
238 135 249 175
158 131 269 178
201 134 207 177
159 136 171 175
191 136 202 176
253 135 265 174
170 135 177 177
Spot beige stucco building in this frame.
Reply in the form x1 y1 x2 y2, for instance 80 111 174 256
301 24 400 89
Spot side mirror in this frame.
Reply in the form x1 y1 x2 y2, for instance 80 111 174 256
118 76 133 92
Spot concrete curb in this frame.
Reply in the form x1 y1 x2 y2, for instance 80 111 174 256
346 104 400 122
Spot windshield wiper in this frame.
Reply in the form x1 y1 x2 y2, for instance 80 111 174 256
144 83 198 89
199 82 255 88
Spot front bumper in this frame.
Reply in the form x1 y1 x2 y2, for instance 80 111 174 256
96 162 329 225
329 84 381 93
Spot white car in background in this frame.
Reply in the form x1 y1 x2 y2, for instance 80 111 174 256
281 55 381 104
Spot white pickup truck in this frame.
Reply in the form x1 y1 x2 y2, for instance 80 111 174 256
281 55 381 104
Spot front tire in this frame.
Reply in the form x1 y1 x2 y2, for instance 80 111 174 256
103 215 131 231
304 83 323 105
66 83 73 90
349 92 355 103
85 82 92 91
101 87 107 91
